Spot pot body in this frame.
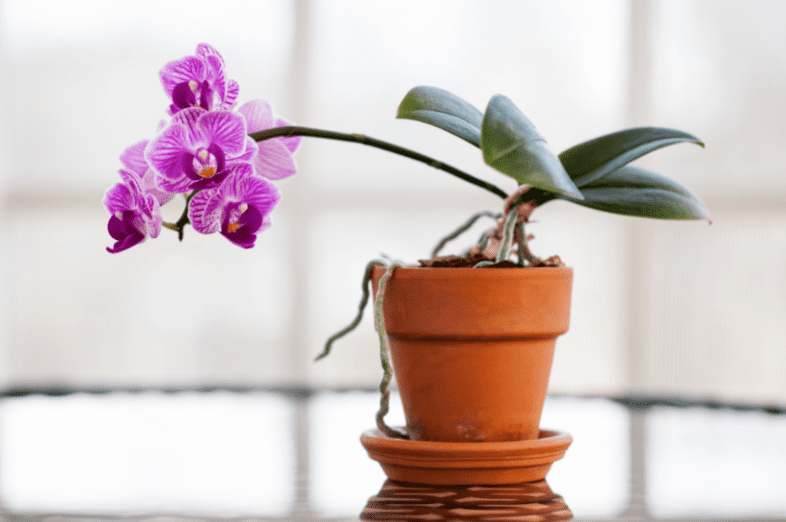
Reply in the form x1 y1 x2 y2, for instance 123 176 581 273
371 266 573 442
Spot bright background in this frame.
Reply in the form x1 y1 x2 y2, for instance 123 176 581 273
0 0 785 405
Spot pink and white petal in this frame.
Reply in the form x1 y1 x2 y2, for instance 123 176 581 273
143 169 175 206
234 136 259 162
120 140 150 176
103 182 135 214
275 118 302 154
254 139 297 180
117 168 141 189
188 189 222 234
209 163 255 205
197 110 247 156
159 56 206 95
144 194 162 238
203 165 251 216
259 213 273 234
222 79 239 110
145 123 191 182
203 54 224 83
241 175 282 217
238 100 275 134
196 43 225 67
224 161 255 182
170 107 207 147
154 172 192 194
202 176 248 230
117 169 145 208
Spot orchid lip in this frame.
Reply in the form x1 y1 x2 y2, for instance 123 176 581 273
198 165 217 178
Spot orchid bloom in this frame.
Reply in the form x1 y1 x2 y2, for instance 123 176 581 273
238 100 301 180
160 43 239 115
120 140 175 206
188 164 281 249
103 169 162 253
145 107 251 192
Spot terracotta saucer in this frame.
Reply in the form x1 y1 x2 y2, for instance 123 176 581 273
361 428 572 486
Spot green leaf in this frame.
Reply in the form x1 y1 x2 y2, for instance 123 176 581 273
560 127 704 187
397 86 483 147
480 95 582 199
560 165 710 220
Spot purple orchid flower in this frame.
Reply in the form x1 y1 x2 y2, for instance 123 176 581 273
160 43 239 115
238 99 301 180
188 163 281 249
103 170 162 253
120 140 175 206
145 108 250 193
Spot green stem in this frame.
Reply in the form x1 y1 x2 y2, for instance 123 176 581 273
249 126 508 200
373 263 408 440
168 190 198 241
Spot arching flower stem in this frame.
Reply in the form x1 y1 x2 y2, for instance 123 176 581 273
249 126 509 200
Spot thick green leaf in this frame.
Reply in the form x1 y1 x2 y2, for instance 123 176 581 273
397 86 483 147
560 165 710 220
480 95 582 199
560 127 704 187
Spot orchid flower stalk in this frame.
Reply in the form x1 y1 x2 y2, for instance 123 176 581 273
104 43 707 258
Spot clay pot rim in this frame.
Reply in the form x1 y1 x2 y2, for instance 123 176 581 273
378 266 573 271
361 428 572 456
361 428 572 473
373 265 573 279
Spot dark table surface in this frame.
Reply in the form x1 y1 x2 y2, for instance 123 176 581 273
0 387 784 522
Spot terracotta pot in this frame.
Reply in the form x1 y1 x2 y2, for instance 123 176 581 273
371 266 573 442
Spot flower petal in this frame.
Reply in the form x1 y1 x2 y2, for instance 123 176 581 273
196 43 225 67
171 107 207 147
197 110 247 157
143 194 162 238
221 205 261 249
254 138 297 180
106 210 147 253
159 55 205 95
235 136 259 163
239 173 282 217
238 99 274 134
142 169 175 206
223 79 239 110
188 188 222 234
217 174 281 249
154 173 192 194
275 118 302 154
103 182 134 215
145 122 191 183
120 140 150 177
117 169 144 201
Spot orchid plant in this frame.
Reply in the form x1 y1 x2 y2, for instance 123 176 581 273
105 44 707 436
